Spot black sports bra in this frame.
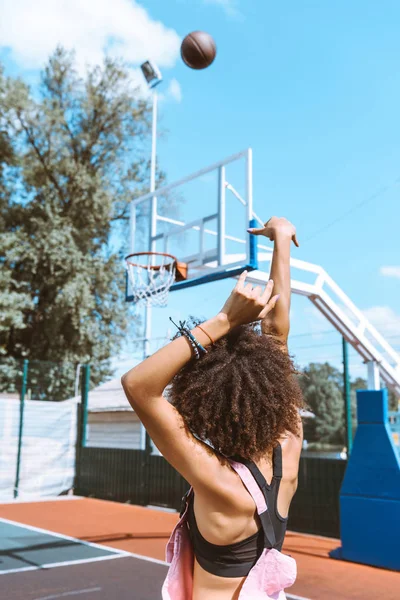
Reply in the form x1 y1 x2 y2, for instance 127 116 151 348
186 444 288 578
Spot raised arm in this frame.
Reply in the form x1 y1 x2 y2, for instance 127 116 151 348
121 274 279 492
248 217 298 345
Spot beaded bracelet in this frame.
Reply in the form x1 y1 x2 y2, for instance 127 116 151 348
169 317 207 359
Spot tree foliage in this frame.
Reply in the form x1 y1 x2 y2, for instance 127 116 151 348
299 362 345 445
0 48 154 394
299 363 399 447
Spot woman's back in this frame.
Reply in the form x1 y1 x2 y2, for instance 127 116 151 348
189 434 301 599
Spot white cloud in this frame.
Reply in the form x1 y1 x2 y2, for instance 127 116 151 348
158 78 183 105
166 78 182 103
380 266 400 279
0 0 181 73
127 67 152 99
204 0 242 19
363 305 400 339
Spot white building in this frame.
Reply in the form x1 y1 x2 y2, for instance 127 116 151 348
71 378 142 449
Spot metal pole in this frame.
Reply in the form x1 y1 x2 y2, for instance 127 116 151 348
74 363 82 399
14 359 28 499
142 89 158 450
150 90 158 203
245 148 253 264
367 361 380 390
144 89 158 361
129 200 137 255
81 364 90 448
342 338 353 456
217 166 226 266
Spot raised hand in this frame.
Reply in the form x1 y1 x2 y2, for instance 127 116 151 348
248 216 299 247
220 271 280 328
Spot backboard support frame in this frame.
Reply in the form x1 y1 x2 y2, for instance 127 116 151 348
126 148 400 396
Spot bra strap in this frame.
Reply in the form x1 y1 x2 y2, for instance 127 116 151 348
180 487 193 517
273 443 283 479
229 460 277 549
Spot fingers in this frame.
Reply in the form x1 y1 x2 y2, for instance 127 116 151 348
247 227 265 236
259 294 280 319
250 285 263 298
236 273 275 308
235 269 248 290
292 233 300 247
260 279 274 302
237 273 274 302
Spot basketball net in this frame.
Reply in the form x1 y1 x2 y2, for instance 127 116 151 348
125 252 177 307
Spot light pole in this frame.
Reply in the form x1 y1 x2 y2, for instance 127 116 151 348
140 61 162 453
140 61 163 360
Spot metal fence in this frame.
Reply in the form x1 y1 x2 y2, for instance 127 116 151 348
75 447 188 510
75 446 346 538
288 456 346 537
0 356 347 537
0 357 83 500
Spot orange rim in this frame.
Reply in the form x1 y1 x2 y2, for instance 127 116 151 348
125 251 177 270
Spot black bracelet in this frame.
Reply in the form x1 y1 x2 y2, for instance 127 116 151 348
169 317 207 359
182 330 201 359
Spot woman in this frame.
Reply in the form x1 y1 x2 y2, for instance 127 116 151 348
122 216 304 600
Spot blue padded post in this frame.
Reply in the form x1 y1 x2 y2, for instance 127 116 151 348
248 218 258 270
331 389 400 570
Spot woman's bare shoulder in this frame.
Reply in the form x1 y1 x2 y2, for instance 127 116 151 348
279 420 303 482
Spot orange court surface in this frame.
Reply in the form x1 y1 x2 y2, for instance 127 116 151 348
0 496 399 600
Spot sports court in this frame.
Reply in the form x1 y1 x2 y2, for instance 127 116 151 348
1 496 399 600
2 128 400 600
2 3 400 600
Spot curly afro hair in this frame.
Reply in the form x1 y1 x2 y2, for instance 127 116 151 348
169 321 304 462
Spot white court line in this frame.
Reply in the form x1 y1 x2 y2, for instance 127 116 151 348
0 516 131 575
146 504 177 513
0 517 130 556
0 496 81 505
33 588 101 600
0 517 313 598
126 551 169 566
0 553 127 575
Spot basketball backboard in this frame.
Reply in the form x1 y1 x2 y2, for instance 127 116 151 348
126 148 269 300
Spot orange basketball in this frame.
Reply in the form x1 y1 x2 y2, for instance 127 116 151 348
181 31 217 70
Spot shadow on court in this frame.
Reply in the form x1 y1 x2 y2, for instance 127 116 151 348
82 532 172 544
1 555 167 600
1 497 400 600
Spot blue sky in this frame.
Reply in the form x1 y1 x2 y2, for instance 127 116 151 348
1 0 399 381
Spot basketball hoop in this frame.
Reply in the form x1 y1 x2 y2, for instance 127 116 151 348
125 252 187 307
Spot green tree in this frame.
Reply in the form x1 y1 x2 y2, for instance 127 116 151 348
299 362 345 445
0 116 33 357
349 377 367 434
299 364 399 449
387 387 399 411
0 48 155 397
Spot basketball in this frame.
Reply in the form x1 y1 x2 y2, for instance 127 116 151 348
181 31 217 70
